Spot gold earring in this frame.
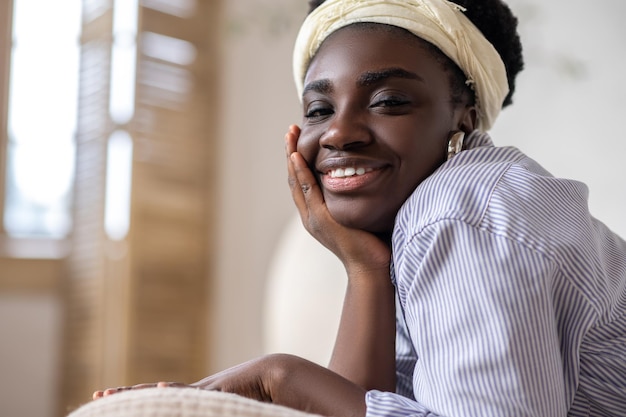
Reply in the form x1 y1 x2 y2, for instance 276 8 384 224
447 131 465 160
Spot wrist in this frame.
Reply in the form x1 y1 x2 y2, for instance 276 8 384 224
344 263 392 287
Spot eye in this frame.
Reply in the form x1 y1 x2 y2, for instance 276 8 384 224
305 107 332 118
304 101 333 119
369 91 413 115
370 96 410 108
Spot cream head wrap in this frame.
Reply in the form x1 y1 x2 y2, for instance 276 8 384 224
292 0 509 131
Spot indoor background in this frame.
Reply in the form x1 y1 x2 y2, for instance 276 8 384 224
1 1 624 416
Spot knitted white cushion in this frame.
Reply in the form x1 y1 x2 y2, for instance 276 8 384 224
67 387 324 417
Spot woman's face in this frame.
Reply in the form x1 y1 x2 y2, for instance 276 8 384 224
298 25 472 235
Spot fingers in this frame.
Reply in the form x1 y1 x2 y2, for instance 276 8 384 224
285 124 300 156
285 125 301 194
92 386 136 400
285 126 309 218
290 152 323 206
285 125 325 222
92 381 186 400
156 381 189 388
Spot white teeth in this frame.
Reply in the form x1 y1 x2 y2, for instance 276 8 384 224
331 168 345 178
329 167 372 178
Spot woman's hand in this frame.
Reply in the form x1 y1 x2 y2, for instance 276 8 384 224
92 354 367 417
181 355 279 402
92 356 277 402
285 125 391 277
285 125 396 393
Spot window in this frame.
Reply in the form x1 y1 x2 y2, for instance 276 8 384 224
3 0 82 238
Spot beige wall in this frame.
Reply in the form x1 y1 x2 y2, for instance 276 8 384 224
208 0 308 371
0 256 64 417
0 293 63 417
491 0 626 234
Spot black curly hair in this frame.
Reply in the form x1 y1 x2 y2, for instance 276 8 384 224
306 0 524 108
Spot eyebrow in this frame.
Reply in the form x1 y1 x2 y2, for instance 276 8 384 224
301 67 423 98
302 79 333 97
357 67 423 86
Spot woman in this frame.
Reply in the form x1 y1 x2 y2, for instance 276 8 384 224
95 0 626 416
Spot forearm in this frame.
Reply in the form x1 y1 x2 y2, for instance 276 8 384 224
269 354 367 417
328 267 396 392
284 126 396 394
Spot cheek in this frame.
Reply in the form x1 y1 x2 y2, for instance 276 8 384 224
296 128 319 167
381 126 447 181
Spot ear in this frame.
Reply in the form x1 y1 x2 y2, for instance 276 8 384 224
456 105 477 133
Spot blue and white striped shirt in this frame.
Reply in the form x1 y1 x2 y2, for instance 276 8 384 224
365 131 626 417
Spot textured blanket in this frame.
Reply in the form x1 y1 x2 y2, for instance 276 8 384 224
67 387 324 417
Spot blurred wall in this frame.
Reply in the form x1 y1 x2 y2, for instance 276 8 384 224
208 0 307 371
0 293 62 417
491 0 626 232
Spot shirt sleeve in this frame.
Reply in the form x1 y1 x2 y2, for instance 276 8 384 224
366 220 570 417
395 292 417 400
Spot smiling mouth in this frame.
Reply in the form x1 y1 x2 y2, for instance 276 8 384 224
328 167 374 178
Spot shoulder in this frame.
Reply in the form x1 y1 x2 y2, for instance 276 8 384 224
394 131 529 236
393 131 591 250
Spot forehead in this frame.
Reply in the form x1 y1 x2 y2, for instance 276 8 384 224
304 23 445 85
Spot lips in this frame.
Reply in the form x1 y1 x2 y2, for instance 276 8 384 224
317 156 386 174
317 157 387 192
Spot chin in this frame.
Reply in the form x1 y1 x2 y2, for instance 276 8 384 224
330 208 392 235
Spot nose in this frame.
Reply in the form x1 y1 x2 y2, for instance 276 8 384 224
319 109 372 151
